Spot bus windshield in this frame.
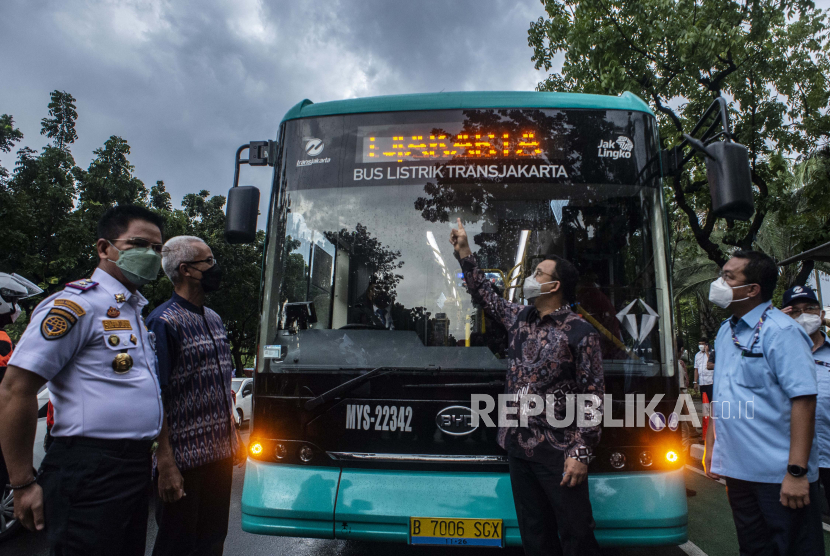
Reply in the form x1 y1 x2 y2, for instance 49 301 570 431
259 108 672 385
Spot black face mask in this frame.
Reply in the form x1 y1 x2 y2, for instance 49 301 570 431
193 264 222 293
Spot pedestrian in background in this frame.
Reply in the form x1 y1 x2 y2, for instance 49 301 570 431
704 251 822 555
781 286 830 512
0 205 165 555
693 338 711 401
148 236 246 556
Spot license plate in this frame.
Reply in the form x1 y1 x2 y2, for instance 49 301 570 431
410 517 503 547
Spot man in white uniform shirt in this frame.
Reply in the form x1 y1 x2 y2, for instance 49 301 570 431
0 205 165 556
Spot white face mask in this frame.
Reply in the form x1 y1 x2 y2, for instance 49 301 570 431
708 277 751 309
794 313 823 336
523 276 557 301
698 345 705 352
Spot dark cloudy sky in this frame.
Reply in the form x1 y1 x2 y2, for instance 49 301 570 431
0 0 551 212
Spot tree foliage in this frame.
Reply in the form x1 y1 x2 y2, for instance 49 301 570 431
40 90 78 151
1 91 264 373
529 0 830 266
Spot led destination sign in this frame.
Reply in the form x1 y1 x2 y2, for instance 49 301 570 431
359 128 545 164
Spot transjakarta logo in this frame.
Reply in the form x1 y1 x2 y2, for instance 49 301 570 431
305 138 324 156
354 164 569 181
597 136 634 159
297 137 331 167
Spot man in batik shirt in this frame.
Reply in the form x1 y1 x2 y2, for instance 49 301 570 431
451 219 604 556
148 236 246 556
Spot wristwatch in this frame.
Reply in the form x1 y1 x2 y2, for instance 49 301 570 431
787 464 808 478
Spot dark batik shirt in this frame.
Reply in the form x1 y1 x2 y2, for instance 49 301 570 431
460 255 605 463
147 293 238 472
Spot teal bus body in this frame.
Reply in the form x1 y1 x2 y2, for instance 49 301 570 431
241 461 687 546
243 90 686 547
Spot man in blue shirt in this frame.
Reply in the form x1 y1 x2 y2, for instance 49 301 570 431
781 286 830 513
704 251 823 555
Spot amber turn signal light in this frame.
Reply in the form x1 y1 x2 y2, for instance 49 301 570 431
250 442 263 456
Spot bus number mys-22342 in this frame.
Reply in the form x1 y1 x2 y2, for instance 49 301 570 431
345 404 413 432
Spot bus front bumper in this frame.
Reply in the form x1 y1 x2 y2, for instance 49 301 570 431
241 460 688 547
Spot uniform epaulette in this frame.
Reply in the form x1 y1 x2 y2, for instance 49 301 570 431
66 279 98 291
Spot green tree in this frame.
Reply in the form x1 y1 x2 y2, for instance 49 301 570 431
0 114 24 184
529 0 830 266
40 90 79 151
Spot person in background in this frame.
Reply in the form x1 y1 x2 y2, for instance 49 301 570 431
0 205 165 555
693 338 711 400
781 286 830 512
0 273 42 508
704 251 822 555
451 219 604 556
148 236 246 556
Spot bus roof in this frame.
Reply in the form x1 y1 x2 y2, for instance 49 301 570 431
281 91 654 122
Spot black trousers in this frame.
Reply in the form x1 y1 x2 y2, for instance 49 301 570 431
39 437 153 556
152 457 233 556
699 384 713 402
508 455 601 556
725 477 824 556
819 467 830 512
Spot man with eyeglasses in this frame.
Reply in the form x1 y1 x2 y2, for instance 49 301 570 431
147 235 246 556
0 205 166 555
781 286 830 513
451 219 604 556
704 251 823 555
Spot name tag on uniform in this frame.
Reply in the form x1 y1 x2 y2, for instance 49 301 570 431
103 320 132 331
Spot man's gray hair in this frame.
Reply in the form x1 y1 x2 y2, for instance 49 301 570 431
162 236 207 284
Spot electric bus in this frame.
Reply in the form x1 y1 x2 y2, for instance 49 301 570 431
225 91 752 547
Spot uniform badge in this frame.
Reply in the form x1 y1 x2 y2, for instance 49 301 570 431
112 353 134 374
108 334 121 347
107 307 120 318
55 299 86 316
103 320 132 331
114 293 126 303
130 334 138 345
40 307 80 340
66 279 98 291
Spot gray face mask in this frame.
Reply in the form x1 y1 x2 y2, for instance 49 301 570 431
523 276 558 300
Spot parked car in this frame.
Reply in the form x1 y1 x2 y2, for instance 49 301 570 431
0 387 48 542
232 378 253 427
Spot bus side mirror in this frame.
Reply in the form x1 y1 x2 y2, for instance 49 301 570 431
706 141 754 221
225 185 260 244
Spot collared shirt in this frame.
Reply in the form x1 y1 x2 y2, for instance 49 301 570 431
694 351 712 385
459 255 605 464
147 293 237 472
813 333 830 468
711 301 818 483
9 268 163 440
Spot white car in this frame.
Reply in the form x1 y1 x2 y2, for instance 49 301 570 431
1 387 49 541
232 378 253 427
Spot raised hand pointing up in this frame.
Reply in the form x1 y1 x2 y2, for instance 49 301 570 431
450 218 472 259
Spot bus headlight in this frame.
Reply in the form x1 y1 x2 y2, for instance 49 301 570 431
609 452 626 470
666 450 679 463
639 450 653 467
250 442 263 456
275 443 288 460
299 445 314 463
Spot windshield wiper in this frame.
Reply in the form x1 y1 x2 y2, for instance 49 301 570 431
304 367 395 411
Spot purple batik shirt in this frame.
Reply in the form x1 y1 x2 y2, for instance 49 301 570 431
459 254 605 464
